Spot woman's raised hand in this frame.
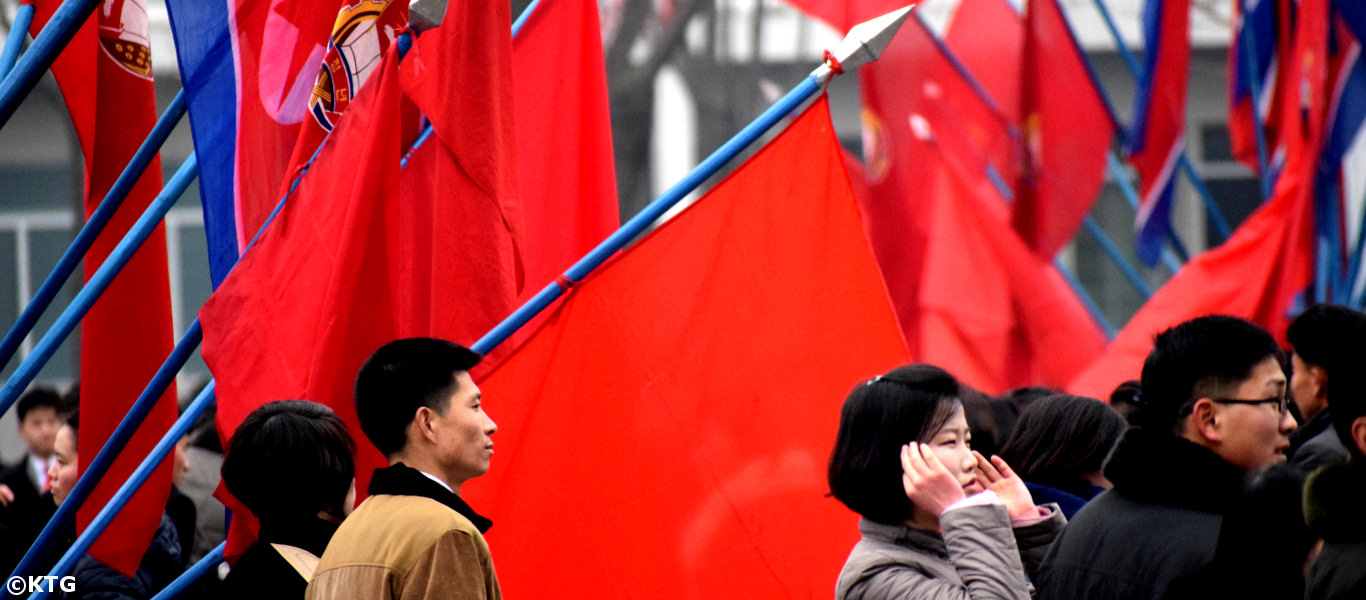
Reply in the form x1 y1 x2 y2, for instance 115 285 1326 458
972 451 1040 522
901 442 966 516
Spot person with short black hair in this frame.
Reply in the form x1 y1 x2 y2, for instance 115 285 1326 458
1302 322 1366 599
1038 315 1299 599
219 400 355 599
0 386 67 573
830 364 1064 600
309 338 500 600
1285 304 1360 472
998 394 1125 518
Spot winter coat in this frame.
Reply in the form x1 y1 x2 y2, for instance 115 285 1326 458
217 516 339 600
1023 481 1104 520
307 463 500 600
1288 410 1350 474
1304 462 1366 600
1036 427 1244 600
69 512 182 600
836 501 1065 600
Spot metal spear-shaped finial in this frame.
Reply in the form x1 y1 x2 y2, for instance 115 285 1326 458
815 4 915 84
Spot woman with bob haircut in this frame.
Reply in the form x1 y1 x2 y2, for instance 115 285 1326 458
998 394 1126 519
219 400 356 598
830 364 1066 600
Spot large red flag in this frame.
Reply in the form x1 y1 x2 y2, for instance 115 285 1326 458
512 0 619 306
465 97 908 598
202 0 522 556
1069 0 1328 399
1014 0 1115 258
200 43 404 555
856 14 1015 358
32 0 179 575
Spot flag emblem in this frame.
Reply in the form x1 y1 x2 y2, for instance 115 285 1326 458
307 0 401 132
98 0 152 78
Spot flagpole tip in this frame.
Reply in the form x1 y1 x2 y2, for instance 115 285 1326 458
410 0 447 31
824 4 915 77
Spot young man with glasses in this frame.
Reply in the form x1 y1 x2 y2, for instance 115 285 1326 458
1038 315 1298 600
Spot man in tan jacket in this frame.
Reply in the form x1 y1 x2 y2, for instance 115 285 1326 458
308 338 501 600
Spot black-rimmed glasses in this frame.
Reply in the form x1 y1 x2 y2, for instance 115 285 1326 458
1209 395 1289 414
1178 395 1289 416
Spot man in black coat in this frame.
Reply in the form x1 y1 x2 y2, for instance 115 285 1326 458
1304 332 1366 599
1285 304 1358 472
1037 316 1298 600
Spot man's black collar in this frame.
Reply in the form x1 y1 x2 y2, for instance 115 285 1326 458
368 463 493 533
1103 426 1246 514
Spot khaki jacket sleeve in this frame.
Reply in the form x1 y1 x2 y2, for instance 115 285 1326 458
398 529 502 600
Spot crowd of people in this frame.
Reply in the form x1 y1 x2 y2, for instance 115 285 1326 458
832 309 1366 600
0 307 1364 599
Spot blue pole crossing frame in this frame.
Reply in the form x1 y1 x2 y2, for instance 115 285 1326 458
0 3 35 80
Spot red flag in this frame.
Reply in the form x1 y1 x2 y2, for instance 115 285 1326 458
1013 0 1115 258
918 132 1107 394
1069 0 1327 399
280 0 409 189
1129 0 1190 266
465 97 908 598
31 0 179 575
945 0 1023 125
855 14 1015 357
512 0 619 307
227 0 338 249
202 0 522 556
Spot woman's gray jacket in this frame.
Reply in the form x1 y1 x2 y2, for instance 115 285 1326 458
836 503 1064 600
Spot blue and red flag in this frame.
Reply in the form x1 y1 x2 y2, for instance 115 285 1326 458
1129 0 1190 267
1317 5 1366 303
1228 0 1291 176
165 0 340 287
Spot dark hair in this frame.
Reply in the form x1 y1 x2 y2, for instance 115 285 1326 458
999 395 1126 488
828 364 962 525
354 338 482 456
1108 379 1143 424
221 400 355 522
1287 304 1366 373
1139 316 1284 433
64 409 79 450
17 387 63 422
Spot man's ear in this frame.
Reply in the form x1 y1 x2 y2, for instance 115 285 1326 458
412 406 438 444
1310 365 1329 400
1352 416 1366 456
1186 398 1223 443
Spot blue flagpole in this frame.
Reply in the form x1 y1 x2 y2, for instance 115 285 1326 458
1105 151 1187 270
0 154 197 421
0 90 186 373
8 320 202 583
148 543 225 600
1235 0 1274 199
29 382 217 600
0 0 100 128
1054 258 1118 339
1082 216 1154 298
0 2 34 80
1090 0 1232 242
